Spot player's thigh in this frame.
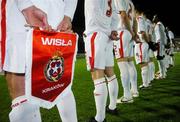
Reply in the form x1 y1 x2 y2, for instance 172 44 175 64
84 32 109 70
142 42 149 63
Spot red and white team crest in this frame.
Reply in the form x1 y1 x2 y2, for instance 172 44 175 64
25 29 78 109
44 52 64 82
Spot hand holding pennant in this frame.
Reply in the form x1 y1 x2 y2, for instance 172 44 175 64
25 29 78 109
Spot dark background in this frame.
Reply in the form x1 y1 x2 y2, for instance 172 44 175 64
72 0 179 53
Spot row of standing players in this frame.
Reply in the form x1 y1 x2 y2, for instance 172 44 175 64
84 0 175 122
0 0 176 122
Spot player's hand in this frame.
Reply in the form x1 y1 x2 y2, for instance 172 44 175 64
57 16 73 32
110 31 119 40
22 6 52 31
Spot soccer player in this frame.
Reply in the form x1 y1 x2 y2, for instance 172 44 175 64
135 10 150 89
84 0 119 121
128 0 139 98
152 15 167 79
113 0 138 104
146 18 155 83
166 27 175 67
1 0 77 122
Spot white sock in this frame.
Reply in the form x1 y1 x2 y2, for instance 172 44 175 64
94 78 107 122
118 62 131 98
107 75 118 110
159 59 166 78
158 60 163 77
9 96 41 122
56 90 77 122
151 62 155 80
141 66 149 87
162 59 167 77
170 57 174 66
148 63 151 84
129 61 138 94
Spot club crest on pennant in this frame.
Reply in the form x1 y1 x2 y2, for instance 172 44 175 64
44 51 64 82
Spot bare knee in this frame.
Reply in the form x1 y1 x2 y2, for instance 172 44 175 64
91 69 105 80
104 67 115 77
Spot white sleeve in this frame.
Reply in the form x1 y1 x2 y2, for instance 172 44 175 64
137 17 146 33
114 0 128 12
64 0 77 20
16 0 33 11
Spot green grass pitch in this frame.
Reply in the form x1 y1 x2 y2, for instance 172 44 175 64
0 53 180 122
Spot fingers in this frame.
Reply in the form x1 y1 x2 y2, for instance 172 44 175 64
57 22 72 32
57 16 72 32
41 15 52 31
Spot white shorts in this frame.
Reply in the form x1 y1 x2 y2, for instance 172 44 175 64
135 42 149 64
3 0 64 73
129 40 135 57
113 30 132 59
84 32 114 71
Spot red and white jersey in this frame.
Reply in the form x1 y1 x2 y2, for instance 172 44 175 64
84 0 114 36
136 16 147 42
113 0 134 30
154 22 167 45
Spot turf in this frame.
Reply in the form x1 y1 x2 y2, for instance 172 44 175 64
0 53 180 122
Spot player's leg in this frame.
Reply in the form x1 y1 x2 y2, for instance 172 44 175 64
148 62 152 83
3 2 41 121
170 55 174 66
91 70 107 122
104 41 118 114
156 44 166 79
105 67 119 115
170 46 175 66
117 62 133 103
139 63 149 88
149 60 155 81
162 47 167 78
138 42 150 88
128 41 138 97
148 49 155 82
115 30 133 103
6 73 41 122
84 32 108 122
57 90 77 122
128 61 139 97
